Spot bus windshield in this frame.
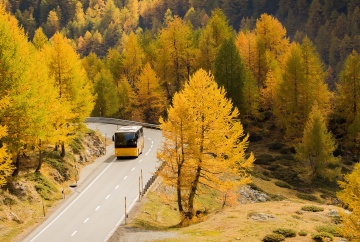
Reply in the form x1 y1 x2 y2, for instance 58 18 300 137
114 132 137 148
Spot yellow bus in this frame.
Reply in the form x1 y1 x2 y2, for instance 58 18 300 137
112 126 144 158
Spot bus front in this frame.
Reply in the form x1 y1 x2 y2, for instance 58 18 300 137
113 131 139 158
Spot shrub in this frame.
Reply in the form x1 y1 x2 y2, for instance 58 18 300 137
275 181 292 189
298 230 308 236
273 228 296 237
255 154 276 165
45 158 70 180
296 193 321 202
301 205 324 212
262 233 285 242
268 142 284 150
268 164 280 171
316 225 341 237
312 232 333 241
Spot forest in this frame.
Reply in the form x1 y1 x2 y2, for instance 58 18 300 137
0 0 360 240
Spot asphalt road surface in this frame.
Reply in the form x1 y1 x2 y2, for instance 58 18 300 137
24 123 162 242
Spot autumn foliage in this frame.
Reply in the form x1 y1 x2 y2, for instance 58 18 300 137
157 69 254 223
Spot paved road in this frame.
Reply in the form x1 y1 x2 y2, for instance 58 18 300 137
24 123 162 242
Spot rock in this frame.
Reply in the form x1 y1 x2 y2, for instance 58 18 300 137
239 185 270 204
249 213 277 221
10 212 22 224
327 209 340 217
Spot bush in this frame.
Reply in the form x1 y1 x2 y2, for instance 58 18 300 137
316 225 341 237
268 142 284 150
262 233 285 242
268 164 280 171
312 232 333 241
301 205 324 212
45 158 70 181
273 228 296 237
296 193 321 202
298 230 308 236
255 154 276 165
275 181 292 189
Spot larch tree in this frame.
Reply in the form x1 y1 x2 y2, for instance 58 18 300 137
335 50 360 143
26 49 63 172
121 31 145 86
254 14 289 90
197 8 232 72
157 69 254 223
93 69 120 117
117 76 137 120
275 39 332 139
32 27 48 50
0 97 13 186
214 38 246 112
135 63 167 124
337 162 360 240
156 16 195 97
236 31 259 87
295 103 341 182
45 32 95 157
255 13 289 60
0 6 41 176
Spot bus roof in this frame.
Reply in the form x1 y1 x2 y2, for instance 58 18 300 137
115 126 142 133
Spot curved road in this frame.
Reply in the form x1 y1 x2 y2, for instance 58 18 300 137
24 123 162 242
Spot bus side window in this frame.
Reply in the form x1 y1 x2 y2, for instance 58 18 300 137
112 135 114 141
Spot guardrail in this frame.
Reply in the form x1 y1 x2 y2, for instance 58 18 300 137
85 117 160 129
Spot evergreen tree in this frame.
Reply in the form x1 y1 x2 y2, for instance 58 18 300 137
214 38 245 112
295 103 341 182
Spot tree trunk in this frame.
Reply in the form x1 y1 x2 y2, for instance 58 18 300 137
12 152 20 176
187 165 201 220
177 161 184 214
61 142 65 158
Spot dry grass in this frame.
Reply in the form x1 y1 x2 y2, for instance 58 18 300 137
121 175 346 242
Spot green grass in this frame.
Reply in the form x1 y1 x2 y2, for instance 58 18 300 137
296 193 321 202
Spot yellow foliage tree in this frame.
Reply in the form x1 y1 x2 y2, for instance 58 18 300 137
157 69 254 223
0 97 13 186
337 162 360 240
121 31 145 86
135 63 167 123
45 32 95 157
295 103 341 182
156 16 195 97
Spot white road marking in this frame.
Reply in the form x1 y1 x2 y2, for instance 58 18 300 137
123 176 128 180
115 185 119 190
145 150 150 156
131 167 135 171
84 218 89 223
71 231 77 237
29 159 116 242
106 194 110 199
139 159 142 163
95 206 100 211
